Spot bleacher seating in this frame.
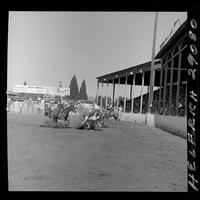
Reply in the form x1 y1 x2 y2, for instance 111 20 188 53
123 84 186 116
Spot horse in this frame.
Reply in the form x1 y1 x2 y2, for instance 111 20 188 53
100 106 120 125
51 103 76 127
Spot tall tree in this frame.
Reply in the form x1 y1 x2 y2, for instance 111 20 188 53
79 79 88 100
69 75 79 100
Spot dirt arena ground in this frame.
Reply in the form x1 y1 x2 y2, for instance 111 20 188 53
7 112 187 191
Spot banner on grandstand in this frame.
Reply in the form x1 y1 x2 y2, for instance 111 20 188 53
13 84 70 96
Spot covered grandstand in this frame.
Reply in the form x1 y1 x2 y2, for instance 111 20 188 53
96 20 187 138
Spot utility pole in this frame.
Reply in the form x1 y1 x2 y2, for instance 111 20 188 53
59 81 62 88
148 12 158 113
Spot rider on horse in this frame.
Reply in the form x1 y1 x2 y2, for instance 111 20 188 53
80 104 103 129
48 97 76 127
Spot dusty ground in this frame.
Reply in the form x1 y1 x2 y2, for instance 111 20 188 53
7 112 187 191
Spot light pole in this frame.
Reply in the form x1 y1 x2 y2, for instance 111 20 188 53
148 12 158 114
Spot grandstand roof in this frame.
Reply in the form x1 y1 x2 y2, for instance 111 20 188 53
96 60 161 86
96 20 187 87
155 20 187 59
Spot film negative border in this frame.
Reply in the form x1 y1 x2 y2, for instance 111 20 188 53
187 7 200 199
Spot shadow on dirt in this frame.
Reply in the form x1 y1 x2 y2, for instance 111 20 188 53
76 126 103 131
40 120 103 131
39 120 68 129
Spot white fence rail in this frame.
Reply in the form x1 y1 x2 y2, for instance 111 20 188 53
7 101 45 115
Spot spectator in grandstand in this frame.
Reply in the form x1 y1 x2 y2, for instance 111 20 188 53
149 103 153 113
119 105 123 113
178 102 185 116
178 102 183 109
159 107 164 115
171 104 176 116
119 99 123 107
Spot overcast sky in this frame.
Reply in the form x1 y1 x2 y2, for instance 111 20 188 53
7 11 187 98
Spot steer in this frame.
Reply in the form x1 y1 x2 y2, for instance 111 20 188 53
82 109 102 129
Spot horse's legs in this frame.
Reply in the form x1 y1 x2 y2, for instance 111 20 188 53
97 120 102 128
64 119 70 128
86 122 90 129
64 120 68 128
82 116 88 125
116 116 120 125
52 111 58 122
111 115 115 124
113 114 119 124
63 120 66 128
91 121 96 130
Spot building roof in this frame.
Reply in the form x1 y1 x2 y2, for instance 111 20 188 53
6 91 19 96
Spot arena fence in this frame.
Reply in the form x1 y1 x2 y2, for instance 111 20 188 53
119 112 187 139
7 101 45 115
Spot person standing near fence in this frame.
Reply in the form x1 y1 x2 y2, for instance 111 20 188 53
7 98 11 112
14 100 19 112
41 99 45 115
29 97 33 112
19 101 23 113
37 96 41 114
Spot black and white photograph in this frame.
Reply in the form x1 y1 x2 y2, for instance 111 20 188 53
6 11 189 191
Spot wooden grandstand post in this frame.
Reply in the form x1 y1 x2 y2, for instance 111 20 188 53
131 73 135 113
105 80 108 109
162 63 168 111
130 85 132 100
169 52 175 115
117 77 120 107
123 75 127 112
140 70 145 114
175 52 182 115
100 82 103 107
158 59 164 113
112 79 115 106
148 12 158 113
96 80 99 105
185 81 187 116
